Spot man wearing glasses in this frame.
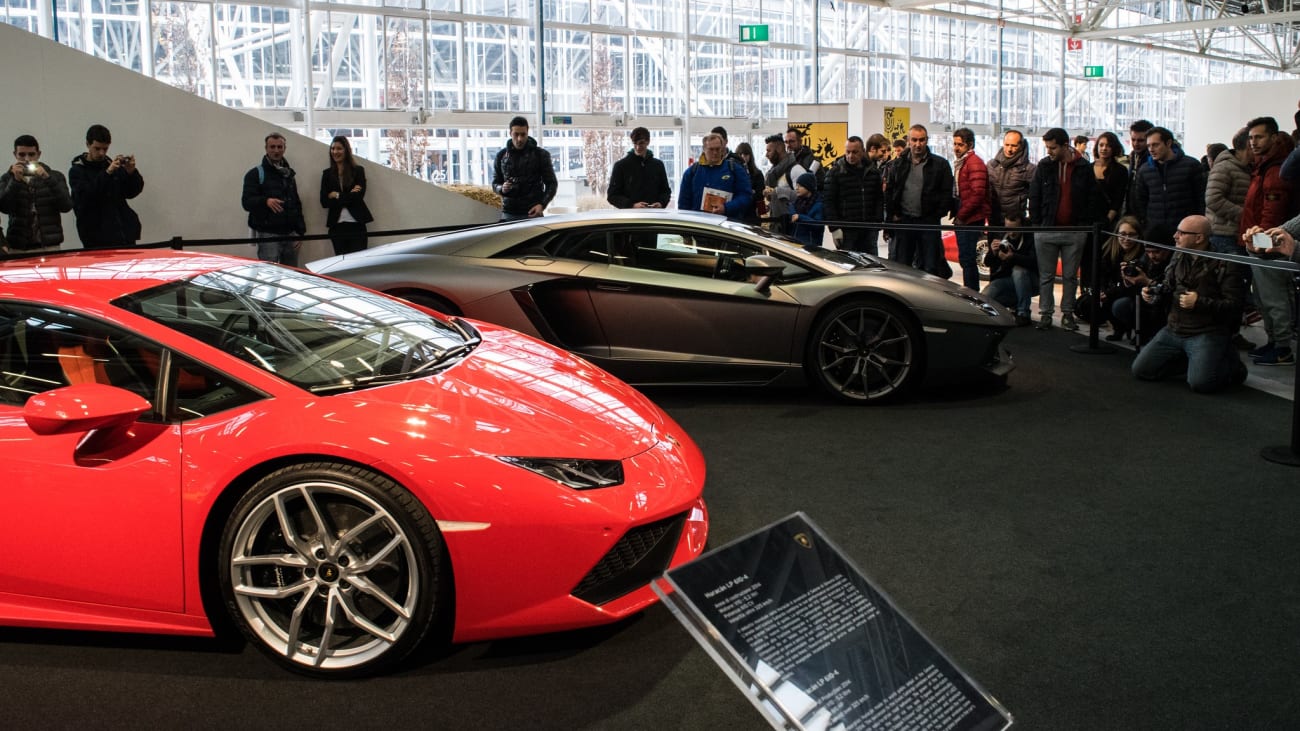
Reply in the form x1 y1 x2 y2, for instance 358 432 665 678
0 135 73 254
1131 215 1247 393
607 127 671 210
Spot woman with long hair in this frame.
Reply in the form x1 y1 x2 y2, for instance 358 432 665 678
320 136 374 256
1092 216 1145 340
1081 131 1130 289
734 141 766 224
1093 132 1129 225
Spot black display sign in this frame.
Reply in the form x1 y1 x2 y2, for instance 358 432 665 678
655 513 1012 731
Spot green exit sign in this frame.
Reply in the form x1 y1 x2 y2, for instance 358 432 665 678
1084 65 1104 78
739 24 769 43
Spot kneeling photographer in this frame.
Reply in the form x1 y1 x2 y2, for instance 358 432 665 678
1110 223 1175 345
1131 215 1247 393
981 216 1037 326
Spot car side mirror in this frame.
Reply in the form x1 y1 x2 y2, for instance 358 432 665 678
23 383 152 436
744 255 785 294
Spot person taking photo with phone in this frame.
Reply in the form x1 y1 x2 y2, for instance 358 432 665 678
0 135 72 254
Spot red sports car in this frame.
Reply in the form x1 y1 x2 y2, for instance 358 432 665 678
0 250 707 676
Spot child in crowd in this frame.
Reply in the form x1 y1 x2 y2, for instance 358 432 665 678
790 173 824 247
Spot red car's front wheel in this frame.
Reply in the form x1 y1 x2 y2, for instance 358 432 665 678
218 463 445 677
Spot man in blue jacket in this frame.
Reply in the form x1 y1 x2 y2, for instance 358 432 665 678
678 133 752 221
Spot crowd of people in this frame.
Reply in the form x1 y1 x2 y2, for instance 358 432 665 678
593 109 1300 395
3 112 1297 396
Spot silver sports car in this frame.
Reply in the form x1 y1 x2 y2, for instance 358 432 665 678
308 211 1014 404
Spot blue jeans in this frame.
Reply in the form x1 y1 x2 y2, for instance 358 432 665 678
252 231 300 267
982 267 1035 316
1035 231 1085 317
955 229 982 290
1132 327 1240 393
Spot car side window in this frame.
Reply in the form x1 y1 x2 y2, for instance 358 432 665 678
497 232 611 264
0 303 261 421
611 229 795 282
0 303 161 410
549 231 611 263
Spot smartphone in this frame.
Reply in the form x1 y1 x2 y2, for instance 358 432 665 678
1252 231 1274 250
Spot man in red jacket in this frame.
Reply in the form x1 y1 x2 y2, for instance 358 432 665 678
1239 116 1297 366
952 127 990 290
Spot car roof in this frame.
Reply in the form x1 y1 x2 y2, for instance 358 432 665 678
0 249 243 303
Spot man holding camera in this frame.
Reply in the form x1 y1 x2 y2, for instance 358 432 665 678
980 217 1037 326
0 135 72 254
69 124 143 249
1131 215 1247 393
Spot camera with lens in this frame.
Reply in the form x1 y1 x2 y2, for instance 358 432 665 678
1147 281 1167 298
25 163 38 174
1123 262 1142 278
998 241 1013 253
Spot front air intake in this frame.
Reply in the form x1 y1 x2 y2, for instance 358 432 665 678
571 512 686 605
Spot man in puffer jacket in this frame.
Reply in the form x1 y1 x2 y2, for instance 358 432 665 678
822 136 883 253
0 135 73 253
952 127 991 290
1204 128 1252 254
1134 127 1205 232
492 116 557 221
1238 116 1298 367
986 129 1035 233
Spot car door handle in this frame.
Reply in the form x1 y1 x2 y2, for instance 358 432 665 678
595 284 631 292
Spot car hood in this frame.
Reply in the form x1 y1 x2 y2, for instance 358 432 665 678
331 324 668 460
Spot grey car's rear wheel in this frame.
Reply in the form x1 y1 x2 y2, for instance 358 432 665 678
807 299 922 404
219 463 443 677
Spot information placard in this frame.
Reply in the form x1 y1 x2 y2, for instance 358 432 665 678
654 513 1012 731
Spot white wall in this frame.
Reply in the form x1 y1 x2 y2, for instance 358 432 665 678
0 23 498 263
1186 80 1300 160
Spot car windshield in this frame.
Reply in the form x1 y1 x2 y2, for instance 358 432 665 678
116 262 478 393
720 221 884 272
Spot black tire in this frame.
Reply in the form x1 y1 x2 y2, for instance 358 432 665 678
806 299 923 404
218 462 444 677
399 291 458 316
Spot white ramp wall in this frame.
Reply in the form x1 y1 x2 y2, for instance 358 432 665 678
0 23 498 263
1185 80 1300 161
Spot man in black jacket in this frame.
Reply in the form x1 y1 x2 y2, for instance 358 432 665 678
607 127 671 209
1029 127 1102 331
242 132 306 266
493 116 557 221
884 124 953 276
69 124 143 249
0 135 73 253
823 136 883 253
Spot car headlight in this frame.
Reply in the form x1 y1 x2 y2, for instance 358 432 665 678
498 457 625 489
944 289 1001 317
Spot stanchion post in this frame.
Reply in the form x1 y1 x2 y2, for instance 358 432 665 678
1260 318 1300 467
1070 221 1115 355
